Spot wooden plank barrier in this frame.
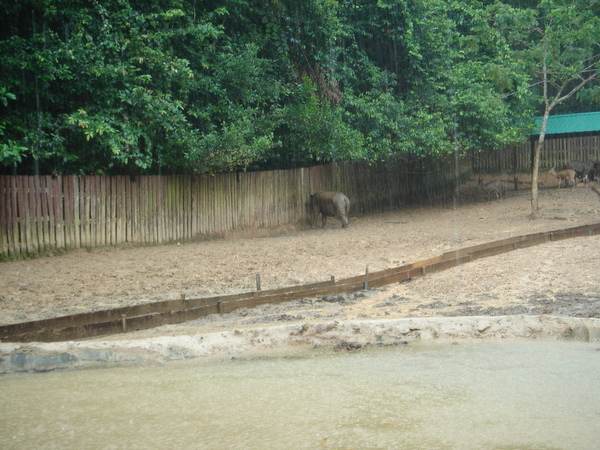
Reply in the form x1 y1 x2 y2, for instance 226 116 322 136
0 158 469 258
1 222 599 343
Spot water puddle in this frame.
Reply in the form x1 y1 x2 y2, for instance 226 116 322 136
2 339 599 449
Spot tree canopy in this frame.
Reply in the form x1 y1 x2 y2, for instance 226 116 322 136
517 0 600 216
0 0 598 175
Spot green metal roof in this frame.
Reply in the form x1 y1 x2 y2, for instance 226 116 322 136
534 111 600 135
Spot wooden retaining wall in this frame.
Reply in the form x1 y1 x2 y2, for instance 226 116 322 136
2 222 598 343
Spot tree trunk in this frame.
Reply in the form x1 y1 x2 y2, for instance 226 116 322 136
530 139 542 216
530 110 550 218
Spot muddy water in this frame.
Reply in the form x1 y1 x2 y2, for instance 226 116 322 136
1 339 600 449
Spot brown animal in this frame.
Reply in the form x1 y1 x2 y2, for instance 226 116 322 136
478 179 505 200
549 168 576 188
309 191 350 228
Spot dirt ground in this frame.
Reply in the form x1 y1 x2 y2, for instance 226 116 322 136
2 173 600 337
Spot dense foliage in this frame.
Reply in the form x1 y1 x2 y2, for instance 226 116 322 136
0 0 598 175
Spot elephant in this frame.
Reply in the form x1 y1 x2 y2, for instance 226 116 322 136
309 191 350 228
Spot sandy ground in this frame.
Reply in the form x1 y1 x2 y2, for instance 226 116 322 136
3 174 600 372
1 173 600 333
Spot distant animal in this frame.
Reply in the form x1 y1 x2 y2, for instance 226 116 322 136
564 161 593 184
477 179 504 200
548 167 576 188
592 161 600 182
309 191 350 228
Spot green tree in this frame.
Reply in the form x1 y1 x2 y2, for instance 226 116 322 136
0 0 549 175
521 0 600 216
1 0 222 174
336 0 532 161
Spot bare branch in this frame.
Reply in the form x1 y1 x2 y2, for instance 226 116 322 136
500 81 543 99
554 71 598 105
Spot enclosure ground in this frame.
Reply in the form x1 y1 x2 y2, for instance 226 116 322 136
1 174 600 336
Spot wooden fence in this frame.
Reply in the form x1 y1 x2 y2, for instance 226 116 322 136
539 134 600 168
473 135 600 173
0 157 469 257
2 134 598 258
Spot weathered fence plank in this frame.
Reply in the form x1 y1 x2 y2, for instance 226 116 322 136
0 177 5 255
80 176 89 248
16 177 29 253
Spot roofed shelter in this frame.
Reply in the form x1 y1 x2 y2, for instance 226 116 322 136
532 111 600 169
534 111 600 136
471 111 600 173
